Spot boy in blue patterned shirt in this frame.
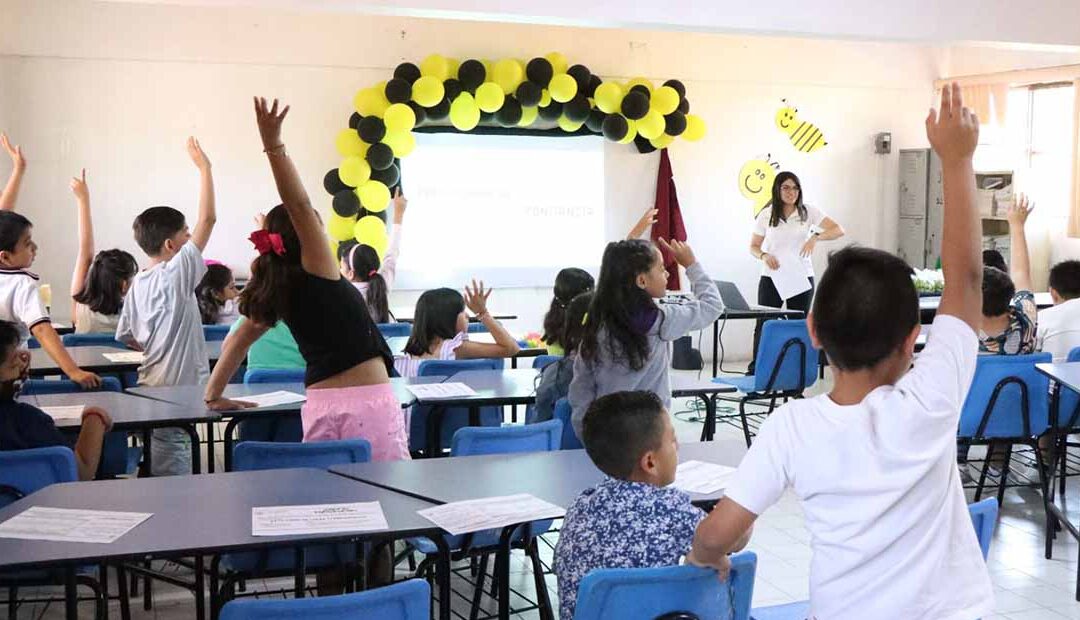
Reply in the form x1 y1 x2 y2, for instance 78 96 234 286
554 391 743 619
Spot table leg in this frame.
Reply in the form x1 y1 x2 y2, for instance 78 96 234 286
712 320 719 377
141 430 153 477
64 566 78 620
294 547 306 599
223 418 241 472
426 406 446 458
701 396 716 442
468 406 480 428
194 555 206 620
182 424 202 474
433 535 452 620
497 526 514 620
205 422 216 474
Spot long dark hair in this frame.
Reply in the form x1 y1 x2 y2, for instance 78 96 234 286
238 204 303 326
196 264 234 324
562 291 593 355
349 244 390 323
579 240 659 371
73 249 138 316
766 171 807 227
542 268 594 349
403 288 464 356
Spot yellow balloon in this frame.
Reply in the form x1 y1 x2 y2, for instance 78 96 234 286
625 77 654 93
518 106 539 127
558 116 584 132
353 87 387 117
492 58 524 95
450 92 480 131
618 119 638 144
650 134 675 149
353 216 389 259
594 81 623 114
382 131 416 158
327 213 357 241
412 76 445 108
539 89 552 107
637 110 665 140
335 128 364 157
384 103 416 133
420 54 450 80
358 180 391 213
545 52 569 76
447 57 460 79
651 86 680 115
475 82 505 113
338 156 370 188
683 114 706 141
549 74 578 103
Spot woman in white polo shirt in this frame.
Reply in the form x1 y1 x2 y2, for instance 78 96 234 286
747 171 844 372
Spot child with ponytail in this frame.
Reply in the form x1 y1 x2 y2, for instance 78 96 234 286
346 190 404 323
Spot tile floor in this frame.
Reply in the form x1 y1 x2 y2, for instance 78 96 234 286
11 368 1080 619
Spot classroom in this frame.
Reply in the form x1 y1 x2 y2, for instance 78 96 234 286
2 1 1080 619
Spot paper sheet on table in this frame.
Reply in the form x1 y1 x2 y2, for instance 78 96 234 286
766 251 812 301
405 382 477 399
0 506 151 544
102 351 144 363
252 502 388 536
417 493 565 536
671 460 737 494
240 391 307 408
40 406 86 421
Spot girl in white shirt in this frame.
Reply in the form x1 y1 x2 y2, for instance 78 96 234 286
347 189 405 323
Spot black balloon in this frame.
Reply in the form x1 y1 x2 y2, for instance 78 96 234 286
677 97 690 114
585 109 607 133
384 78 412 104
662 79 686 99
348 112 362 129
332 189 360 217
323 169 349 195
538 101 563 121
526 57 554 87
366 143 394 171
480 110 495 123
407 101 427 126
426 98 451 120
634 134 658 154
629 84 651 99
567 64 591 92
443 79 463 103
601 114 629 141
393 62 421 84
359 207 388 224
458 60 486 90
564 95 590 123
495 98 523 127
370 163 400 188
664 111 687 136
586 74 602 98
621 91 650 120
515 81 543 107
357 116 386 144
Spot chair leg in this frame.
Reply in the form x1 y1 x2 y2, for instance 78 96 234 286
996 444 1014 507
142 559 152 611
469 553 489 620
7 586 17 620
99 563 109 619
1061 436 1069 496
76 575 106 620
527 541 554 620
116 564 131 620
975 443 993 502
737 401 753 448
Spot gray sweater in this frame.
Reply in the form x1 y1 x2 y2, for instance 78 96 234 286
568 262 723 438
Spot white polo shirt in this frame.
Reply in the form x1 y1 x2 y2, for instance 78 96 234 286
753 205 826 277
1037 297 1080 362
0 269 50 345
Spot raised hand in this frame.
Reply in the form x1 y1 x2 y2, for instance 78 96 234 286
392 187 407 223
186 137 211 171
657 237 697 268
1 133 25 171
628 208 659 239
1006 193 1034 228
70 169 90 203
253 97 290 150
464 279 492 316
925 82 979 163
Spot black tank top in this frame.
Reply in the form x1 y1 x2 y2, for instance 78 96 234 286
283 273 394 386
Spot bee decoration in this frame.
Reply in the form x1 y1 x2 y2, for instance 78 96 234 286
738 154 781 216
776 99 827 153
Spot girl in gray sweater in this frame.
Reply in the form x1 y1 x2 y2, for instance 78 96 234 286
568 238 722 439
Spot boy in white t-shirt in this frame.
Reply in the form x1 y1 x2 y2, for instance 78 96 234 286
116 137 217 476
687 84 994 620
1037 260 1080 362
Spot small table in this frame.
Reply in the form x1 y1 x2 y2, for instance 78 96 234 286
19 391 218 475
669 375 739 441
919 292 1053 324
711 308 805 377
418 369 539 457
392 311 516 324
30 343 223 377
384 336 547 369
0 469 451 620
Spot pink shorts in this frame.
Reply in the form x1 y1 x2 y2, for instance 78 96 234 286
301 383 411 462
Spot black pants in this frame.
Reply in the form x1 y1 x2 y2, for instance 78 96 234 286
748 275 814 374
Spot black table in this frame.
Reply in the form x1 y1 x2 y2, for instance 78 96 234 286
919 292 1053 324
669 375 738 441
19 391 218 475
392 312 516 324
417 369 539 457
711 308 805 377
384 336 548 368
0 469 451 620
329 440 747 620
30 342 223 377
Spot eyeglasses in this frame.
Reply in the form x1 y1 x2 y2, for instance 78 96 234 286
780 185 800 191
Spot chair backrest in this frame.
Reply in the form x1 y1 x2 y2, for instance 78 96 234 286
377 323 412 338
968 498 999 561
451 419 563 455
244 367 306 384
20 376 123 395
958 353 1051 439
204 324 232 342
532 354 562 370
1053 346 1080 431
0 447 77 508
61 333 125 348
573 552 757 620
554 398 582 450
232 440 371 472
417 358 501 376
220 578 429 620
753 320 819 393
466 322 488 334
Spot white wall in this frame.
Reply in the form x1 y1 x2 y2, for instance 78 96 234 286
1 0 948 361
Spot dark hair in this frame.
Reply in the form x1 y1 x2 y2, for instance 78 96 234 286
1049 260 1080 300
766 171 807 228
542 268 594 349
982 266 1015 317
811 246 919 370
579 240 658 371
349 244 390 323
196 264 234 324
0 211 32 253
562 292 593 354
73 249 139 316
982 249 1007 273
133 206 186 256
0 320 19 401
238 205 303 326
582 390 666 479
337 239 358 262
403 288 464 356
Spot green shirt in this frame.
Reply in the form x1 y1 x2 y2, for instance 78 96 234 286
228 318 305 370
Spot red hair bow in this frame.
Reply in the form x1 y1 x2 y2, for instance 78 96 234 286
249 229 285 256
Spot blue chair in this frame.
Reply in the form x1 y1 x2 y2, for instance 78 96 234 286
377 322 412 338
27 337 40 349
451 419 562 455
713 320 819 447
412 358 503 455
753 501 998 619
211 440 373 616
466 322 488 334
554 398 582 450
219 579 429 620
532 355 561 371
61 333 126 348
20 377 140 478
204 325 232 342
244 368 305 384
574 552 757 620
237 368 306 444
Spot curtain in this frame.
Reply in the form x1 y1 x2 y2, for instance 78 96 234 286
960 83 1010 127
651 149 687 290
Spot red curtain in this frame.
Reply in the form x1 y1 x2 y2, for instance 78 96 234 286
651 149 687 290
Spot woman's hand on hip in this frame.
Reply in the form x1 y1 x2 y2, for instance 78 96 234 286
799 237 817 258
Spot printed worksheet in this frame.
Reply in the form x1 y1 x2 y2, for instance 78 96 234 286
0 506 152 544
240 391 307 408
252 502 388 536
417 494 565 535
102 351 144 363
405 382 477 399
671 461 736 494
40 406 85 421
